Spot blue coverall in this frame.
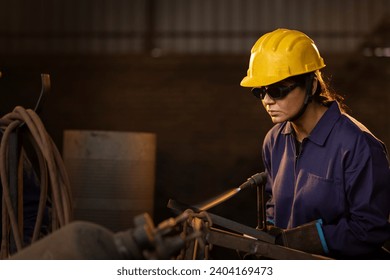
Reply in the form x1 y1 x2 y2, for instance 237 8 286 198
263 101 390 258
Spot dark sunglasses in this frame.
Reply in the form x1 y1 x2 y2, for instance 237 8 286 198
251 83 300 100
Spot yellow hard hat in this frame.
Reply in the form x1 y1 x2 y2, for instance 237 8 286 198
240 28 325 87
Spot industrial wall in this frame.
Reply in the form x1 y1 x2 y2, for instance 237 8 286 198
0 0 388 54
0 0 389 231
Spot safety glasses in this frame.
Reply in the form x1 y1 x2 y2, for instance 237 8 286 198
251 83 300 100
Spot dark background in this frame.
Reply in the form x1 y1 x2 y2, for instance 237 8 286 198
0 0 389 231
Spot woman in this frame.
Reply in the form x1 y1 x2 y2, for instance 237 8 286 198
240 28 390 259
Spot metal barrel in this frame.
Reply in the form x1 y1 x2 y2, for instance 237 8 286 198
62 130 156 232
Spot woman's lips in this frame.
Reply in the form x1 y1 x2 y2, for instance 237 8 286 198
267 110 279 116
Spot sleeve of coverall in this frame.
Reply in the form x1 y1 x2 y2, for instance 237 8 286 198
322 133 390 257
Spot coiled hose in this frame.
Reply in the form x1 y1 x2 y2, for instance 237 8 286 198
0 106 72 258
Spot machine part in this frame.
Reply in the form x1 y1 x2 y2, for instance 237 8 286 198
194 172 267 211
34 74 50 114
168 199 331 260
205 228 330 260
256 178 267 231
10 221 126 260
0 105 73 258
169 199 274 244
9 206 332 260
9 211 192 260
1 73 53 256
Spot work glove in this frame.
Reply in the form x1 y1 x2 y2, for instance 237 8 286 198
268 219 329 255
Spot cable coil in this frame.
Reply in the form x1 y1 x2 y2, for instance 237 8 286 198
0 106 72 258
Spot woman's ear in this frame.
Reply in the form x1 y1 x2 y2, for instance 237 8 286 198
311 77 318 95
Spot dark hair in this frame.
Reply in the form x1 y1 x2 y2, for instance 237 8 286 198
284 71 348 113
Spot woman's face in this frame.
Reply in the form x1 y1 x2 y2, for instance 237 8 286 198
261 84 306 123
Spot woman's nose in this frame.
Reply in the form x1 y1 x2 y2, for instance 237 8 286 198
262 93 275 105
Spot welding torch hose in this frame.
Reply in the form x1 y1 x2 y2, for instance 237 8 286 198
0 106 72 257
